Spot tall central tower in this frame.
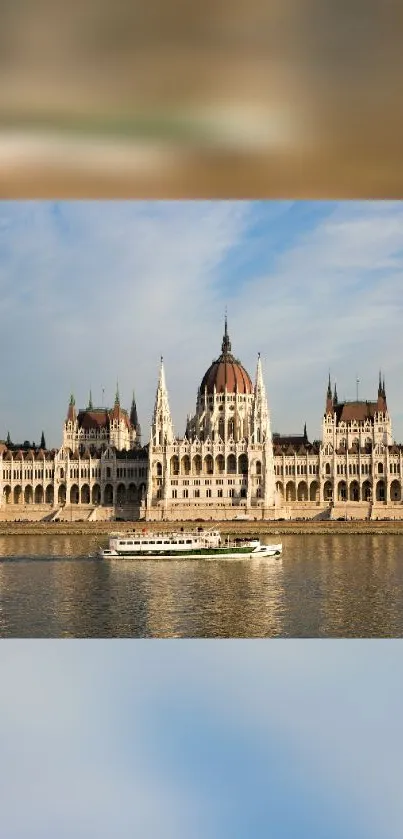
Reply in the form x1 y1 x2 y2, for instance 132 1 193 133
146 319 276 520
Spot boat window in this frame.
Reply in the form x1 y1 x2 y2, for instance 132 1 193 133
133 541 140 545
149 541 155 545
120 541 126 545
143 541 148 545
157 541 163 544
178 540 184 544
186 539 192 544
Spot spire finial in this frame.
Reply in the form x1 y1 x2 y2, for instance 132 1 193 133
115 380 120 405
221 312 231 354
88 388 93 409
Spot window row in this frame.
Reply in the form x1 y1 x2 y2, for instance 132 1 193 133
274 464 319 476
2 469 54 481
168 487 255 500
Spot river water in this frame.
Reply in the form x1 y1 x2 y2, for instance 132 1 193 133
1 533 403 637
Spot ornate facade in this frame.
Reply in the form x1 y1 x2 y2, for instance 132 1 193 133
1 321 403 521
146 320 276 520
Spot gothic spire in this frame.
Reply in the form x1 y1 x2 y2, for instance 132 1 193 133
254 352 266 398
130 390 138 426
88 389 93 409
326 374 333 413
67 392 76 423
152 356 174 445
115 380 120 406
252 353 270 441
333 382 338 406
221 312 232 355
377 371 387 411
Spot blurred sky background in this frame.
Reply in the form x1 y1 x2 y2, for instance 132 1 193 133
0 0 403 197
1 200 403 448
1 641 402 838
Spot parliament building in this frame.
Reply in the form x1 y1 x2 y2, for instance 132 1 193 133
1 320 401 521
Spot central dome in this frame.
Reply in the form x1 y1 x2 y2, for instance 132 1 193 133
200 320 253 395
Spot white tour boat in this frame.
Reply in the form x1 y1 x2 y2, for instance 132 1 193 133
98 529 282 560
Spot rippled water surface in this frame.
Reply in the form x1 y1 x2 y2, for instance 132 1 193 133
1 533 403 637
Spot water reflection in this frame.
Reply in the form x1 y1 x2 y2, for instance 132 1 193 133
1 534 403 637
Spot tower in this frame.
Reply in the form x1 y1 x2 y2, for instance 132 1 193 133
63 393 78 448
326 374 333 414
130 390 141 446
147 358 174 514
109 383 130 450
251 353 276 508
151 358 174 447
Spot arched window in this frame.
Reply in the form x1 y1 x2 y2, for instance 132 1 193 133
325 463 331 475
378 462 384 474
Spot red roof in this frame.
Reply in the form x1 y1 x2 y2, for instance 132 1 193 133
334 401 377 423
77 406 131 431
200 353 253 395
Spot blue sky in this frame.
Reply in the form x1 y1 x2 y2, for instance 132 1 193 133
1 200 403 447
0 641 402 838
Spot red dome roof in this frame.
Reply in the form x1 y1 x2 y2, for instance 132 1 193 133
200 321 253 395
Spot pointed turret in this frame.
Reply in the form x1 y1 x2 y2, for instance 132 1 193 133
303 422 307 442
67 393 76 423
251 352 276 506
130 390 138 427
377 371 387 412
254 352 266 398
221 313 232 355
88 389 93 410
326 374 333 414
333 382 338 406
252 352 270 442
110 380 123 420
130 390 141 444
152 356 174 445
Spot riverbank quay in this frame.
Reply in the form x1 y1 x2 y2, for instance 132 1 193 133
2 520 403 537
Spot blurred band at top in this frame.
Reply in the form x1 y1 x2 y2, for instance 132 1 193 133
1 0 402 198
